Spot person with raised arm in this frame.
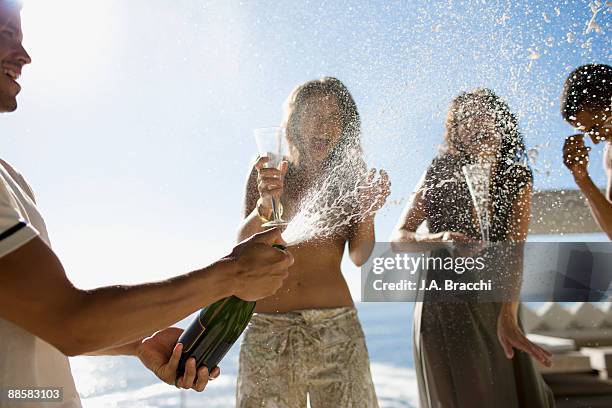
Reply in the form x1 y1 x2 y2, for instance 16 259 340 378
0 1 293 406
561 64 612 239
236 77 390 407
392 89 554 407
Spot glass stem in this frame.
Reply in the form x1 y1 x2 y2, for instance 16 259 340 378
271 197 280 221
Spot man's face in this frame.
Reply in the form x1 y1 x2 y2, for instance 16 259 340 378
0 2 30 112
570 108 612 145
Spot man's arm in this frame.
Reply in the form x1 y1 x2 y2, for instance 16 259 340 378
564 135 612 239
0 228 291 357
578 175 612 239
85 328 220 391
0 237 234 356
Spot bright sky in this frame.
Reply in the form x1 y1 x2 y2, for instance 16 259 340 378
0 1 609 299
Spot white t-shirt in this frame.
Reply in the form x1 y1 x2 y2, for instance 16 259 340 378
0 160 81 408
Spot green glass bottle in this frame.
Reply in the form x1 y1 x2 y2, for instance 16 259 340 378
176 244 286 377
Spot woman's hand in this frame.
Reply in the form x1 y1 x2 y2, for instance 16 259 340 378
440 231 485 257
357 169 391 217
563 134 591 183
440 231 475 245
497 307 552 368
254 156 288 220
137 327 221 391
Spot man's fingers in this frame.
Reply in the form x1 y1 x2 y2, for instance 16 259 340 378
250 227 287 247
564 143 590 154
566 133 585 142
181 358 197 389
277 249 294 269
210 367 220 379
193 366 210 392
167 343 182 379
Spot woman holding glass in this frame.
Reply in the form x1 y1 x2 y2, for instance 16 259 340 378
391 89 555 407
236 77 389 407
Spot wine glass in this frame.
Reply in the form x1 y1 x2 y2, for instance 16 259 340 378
254 126 288 227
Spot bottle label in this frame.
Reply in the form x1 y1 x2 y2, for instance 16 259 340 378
180 310 207 353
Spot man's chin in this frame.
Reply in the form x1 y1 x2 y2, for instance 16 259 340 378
0 97 18 113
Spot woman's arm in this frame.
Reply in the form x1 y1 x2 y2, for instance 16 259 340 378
390 176 456 253
348 214 376 267
238 167 267 242
237 157 288 242
390 187 429 243
496 184 552 367
499 184 531 315
348 169 390 266
391 173 480 254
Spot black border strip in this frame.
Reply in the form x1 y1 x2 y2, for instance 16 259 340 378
0 221 27 241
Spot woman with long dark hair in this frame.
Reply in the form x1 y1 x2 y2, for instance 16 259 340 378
236 77 390 407
392 88 555 407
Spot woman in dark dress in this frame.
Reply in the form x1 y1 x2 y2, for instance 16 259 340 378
392 88 555 407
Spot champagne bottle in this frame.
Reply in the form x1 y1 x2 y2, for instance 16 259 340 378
176 244 286 377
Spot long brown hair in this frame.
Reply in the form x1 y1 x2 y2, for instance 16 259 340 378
443 88 529 171
281 76 362 169
442 88 532 240
278 77 367 238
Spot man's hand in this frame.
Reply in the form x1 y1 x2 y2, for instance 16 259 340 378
137 327 220 392
563 134 592 182
227 228 294 301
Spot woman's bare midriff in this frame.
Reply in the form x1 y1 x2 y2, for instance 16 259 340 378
255 236 354 313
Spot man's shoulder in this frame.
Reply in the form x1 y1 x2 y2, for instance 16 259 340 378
0 159 36 203
0 158 23 179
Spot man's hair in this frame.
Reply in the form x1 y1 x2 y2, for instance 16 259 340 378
561 64 612 121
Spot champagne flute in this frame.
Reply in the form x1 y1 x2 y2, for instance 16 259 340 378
254 126 288 227
462 161 492 242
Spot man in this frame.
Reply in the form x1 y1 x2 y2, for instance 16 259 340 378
562 63 612 239
0 1 293 407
